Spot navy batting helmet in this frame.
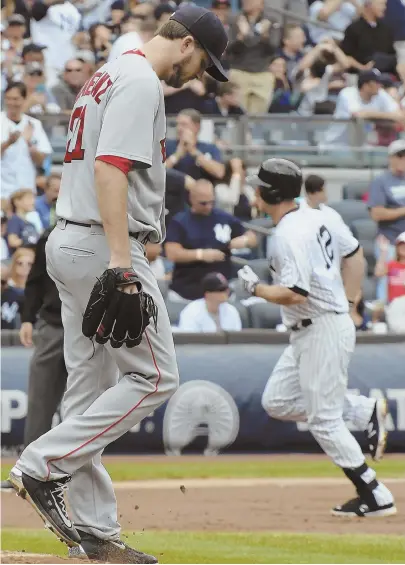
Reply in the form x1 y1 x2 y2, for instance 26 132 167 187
247 158 302 205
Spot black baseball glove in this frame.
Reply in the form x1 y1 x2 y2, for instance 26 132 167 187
82 267 158 349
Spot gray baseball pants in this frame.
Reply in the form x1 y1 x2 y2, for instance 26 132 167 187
17 220 179 541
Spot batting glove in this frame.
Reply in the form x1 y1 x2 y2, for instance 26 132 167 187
238 265 260 295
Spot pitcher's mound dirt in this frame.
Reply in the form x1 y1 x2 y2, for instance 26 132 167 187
0 551 95 564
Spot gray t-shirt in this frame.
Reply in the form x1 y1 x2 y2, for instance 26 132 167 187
368 171 405 243
57 51 167 243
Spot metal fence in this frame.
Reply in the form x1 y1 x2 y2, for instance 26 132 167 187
38 113 404 169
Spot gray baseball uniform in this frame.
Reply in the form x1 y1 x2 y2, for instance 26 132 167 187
17 51 179 541
261 207 375 469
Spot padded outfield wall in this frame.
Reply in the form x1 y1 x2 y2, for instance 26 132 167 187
1 333 404 454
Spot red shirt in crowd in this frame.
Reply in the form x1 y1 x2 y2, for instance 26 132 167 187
387 261 405 303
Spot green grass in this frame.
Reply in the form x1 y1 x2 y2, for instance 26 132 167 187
3 456 404 482
2 529 404 564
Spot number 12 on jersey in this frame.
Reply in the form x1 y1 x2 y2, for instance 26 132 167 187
317 225 334 269
64 105 87 163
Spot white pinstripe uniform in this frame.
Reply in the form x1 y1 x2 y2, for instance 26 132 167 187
261 206 376 469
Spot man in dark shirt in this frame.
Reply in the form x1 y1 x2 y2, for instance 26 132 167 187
341 0 398 75
165 109 225 184
227 0 277 112
165 169 196 226
165 179 257 300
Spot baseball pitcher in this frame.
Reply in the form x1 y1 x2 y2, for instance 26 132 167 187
9 6 229 562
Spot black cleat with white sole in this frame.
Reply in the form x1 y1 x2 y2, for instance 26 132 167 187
8 466 81 547
331 497 397 518
366 399 388 461
69 529 158 564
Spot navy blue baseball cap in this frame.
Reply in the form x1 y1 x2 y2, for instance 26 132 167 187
169 4 228 82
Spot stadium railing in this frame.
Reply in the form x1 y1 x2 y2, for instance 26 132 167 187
38 113 404 168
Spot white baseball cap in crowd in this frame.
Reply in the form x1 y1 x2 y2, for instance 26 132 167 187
395 232 405 244
388 139 405 156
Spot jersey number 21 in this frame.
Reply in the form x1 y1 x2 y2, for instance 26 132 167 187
317 225 334 269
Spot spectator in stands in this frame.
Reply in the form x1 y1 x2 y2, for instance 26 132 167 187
211 0 232 28
204 81 244 116
383 0 405 83
22 62 60 114
36 172 60 229
165 179 257 300
323 69 402 146
297 40 349 116
6 245 35 292
276 24 306 82
215 158 255 219
163 78 208 115
107 13 141 61
1 82 53 199
108 0 126 36
177 272 242 332
227 0 277 113
341 0 403 80
1 212 9 261
165 169 196 226
154 3 177 27
3 13 27 59
52 58 88 112
1 263 24 330
30 0 81 88
21 43 46 66
301 173 353 232
89 22 113 62
7 189 41 253
267 56 297 113
75 0 114 31
368 139 405 300
308 0 361 44
166 109 225 183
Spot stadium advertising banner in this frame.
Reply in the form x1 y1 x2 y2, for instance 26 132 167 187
1 344 404 455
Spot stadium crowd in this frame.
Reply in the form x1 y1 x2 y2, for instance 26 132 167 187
1 0 405 335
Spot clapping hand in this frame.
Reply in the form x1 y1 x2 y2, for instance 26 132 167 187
238 265 259 295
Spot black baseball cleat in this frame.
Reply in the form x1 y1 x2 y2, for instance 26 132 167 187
8 466 81 547
331 497 397 518
68 529 158 563
366 398 388 461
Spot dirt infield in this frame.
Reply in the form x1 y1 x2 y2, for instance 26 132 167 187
2 477 404 537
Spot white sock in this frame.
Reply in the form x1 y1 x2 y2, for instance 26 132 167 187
372 482 394 506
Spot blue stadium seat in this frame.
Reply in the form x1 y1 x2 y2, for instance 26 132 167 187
342 182 369 200
248 302 282 329
362 277 377 302
351 218 378 241
328 200 369 226
233 302 251 329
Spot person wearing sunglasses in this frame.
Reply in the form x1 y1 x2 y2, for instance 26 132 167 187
165 178 257 301
51 58 88 112
22 62 60 115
